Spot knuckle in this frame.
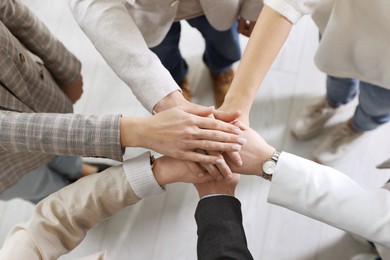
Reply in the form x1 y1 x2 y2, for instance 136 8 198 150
211 120 219 129
204 140 212 150
176 150 185 160
186 116 197 125
182 127 194 139
209 131 218 140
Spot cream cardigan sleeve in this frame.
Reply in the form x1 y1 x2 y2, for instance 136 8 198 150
0 153 164 260
268 152 390 249
263 0 322 23
67 0 180 112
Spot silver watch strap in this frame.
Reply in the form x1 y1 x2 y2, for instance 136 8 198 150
271 150 280 163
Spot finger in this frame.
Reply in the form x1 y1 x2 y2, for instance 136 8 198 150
206 150 233 178
181 151 222 164
195 130 247 144
213 154 233 178
194 149 223 180
193 174 214 184
183 104 213 117
185 161 206 177
232 120 249 130
188 140 242 153
213 110 241 123
200 162 223 180
197 117 243 135
226 151 243 167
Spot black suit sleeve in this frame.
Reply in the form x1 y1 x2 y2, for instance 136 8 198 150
195 196 254 260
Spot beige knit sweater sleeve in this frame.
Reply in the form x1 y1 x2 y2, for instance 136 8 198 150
0 164 142 260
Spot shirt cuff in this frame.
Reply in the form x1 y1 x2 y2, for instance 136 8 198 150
264 0 303 24
200 194 234 200
122 152 165 199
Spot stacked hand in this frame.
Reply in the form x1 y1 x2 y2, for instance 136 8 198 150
120 91 248 180
120 106 246 165
126 89 274 187
59 74 84 104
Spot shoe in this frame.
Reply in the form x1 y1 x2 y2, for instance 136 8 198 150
179 77 191 101
210 68 234 108
313 120 363 163
351 253 381 260
291 98 339 140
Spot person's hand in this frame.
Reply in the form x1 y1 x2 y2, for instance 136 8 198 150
191 110 245 180
153 90 190 112
216 104 250 131
120 106 246 164
152 156 213 186
238 17 256 37
193 173 240 198
59 74 84 104
224 128 275 176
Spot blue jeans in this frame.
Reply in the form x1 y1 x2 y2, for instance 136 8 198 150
326 75 390 131
150 15 241 83
0 156 82 204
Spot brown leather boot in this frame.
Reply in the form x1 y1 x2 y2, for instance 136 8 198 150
210 68 234 108
179 77 191 101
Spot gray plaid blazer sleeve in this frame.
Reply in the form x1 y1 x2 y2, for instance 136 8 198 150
0 0 81 85
0 111 124 161
0 1 125 192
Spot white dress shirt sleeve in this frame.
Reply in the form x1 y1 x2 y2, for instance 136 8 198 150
268 152 390 248
123 152 165 198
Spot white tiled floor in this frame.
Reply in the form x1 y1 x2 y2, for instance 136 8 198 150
1 1 390 259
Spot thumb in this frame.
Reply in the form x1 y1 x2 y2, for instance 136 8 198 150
183 103 213 117
213 110 241 123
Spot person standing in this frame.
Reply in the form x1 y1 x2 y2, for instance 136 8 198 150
68 0 263 107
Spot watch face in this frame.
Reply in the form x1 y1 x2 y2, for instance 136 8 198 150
263 160 276 175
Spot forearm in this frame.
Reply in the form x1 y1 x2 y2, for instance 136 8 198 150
222 6 292 114
195 196 254 260
0 163 142 260
0 0 81 85
268 152 390 248
67 0 179 112
0 111 123 161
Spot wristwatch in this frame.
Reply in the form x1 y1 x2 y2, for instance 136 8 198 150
261 150 281 181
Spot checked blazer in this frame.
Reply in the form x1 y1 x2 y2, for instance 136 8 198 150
0 0 123 193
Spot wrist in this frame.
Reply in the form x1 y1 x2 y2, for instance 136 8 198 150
250 144 275 176
260 149 280 181
198 189 235 199
152 157 173 186
153 91 186 112
221 94 251 116
120 117 144 148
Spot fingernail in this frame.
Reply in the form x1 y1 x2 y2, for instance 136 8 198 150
233 128 243 135
216 158 226 164
237 138 247 144
209 106 215 110
232 144 241 151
